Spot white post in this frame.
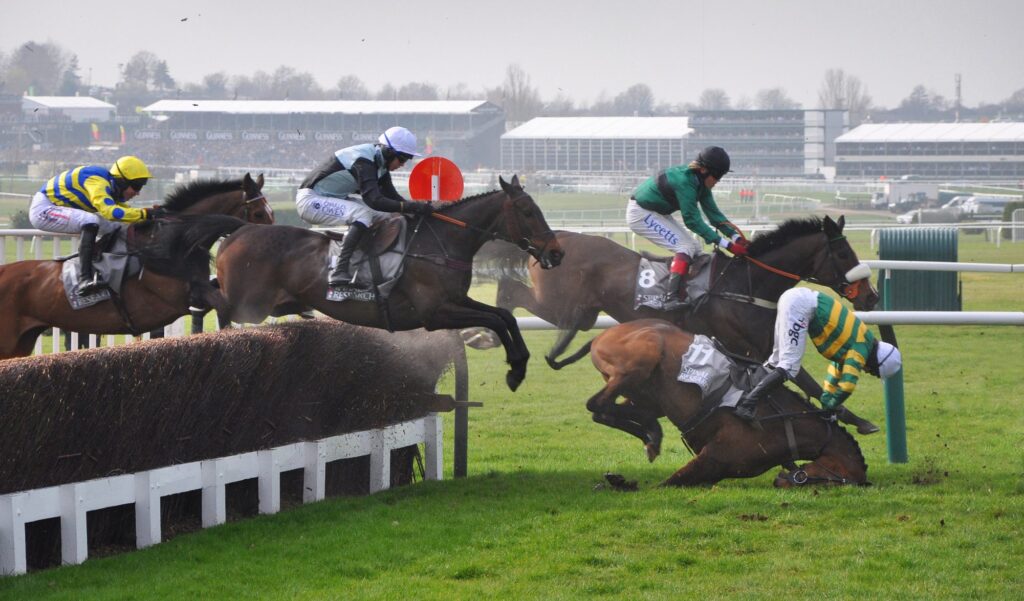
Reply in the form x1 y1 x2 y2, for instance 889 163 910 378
59 483 88 566
200 460 225 528
431 174 440 202
424 413 443 481
134 472 160 548
0 495 26 575
303 441 326 503
369 431 390 494
257 450 280 515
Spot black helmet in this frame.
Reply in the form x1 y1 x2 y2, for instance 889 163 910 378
697 146 731 179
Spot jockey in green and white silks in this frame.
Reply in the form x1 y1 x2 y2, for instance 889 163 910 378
294 126 432 286
626 146 749 303
734 286 903 423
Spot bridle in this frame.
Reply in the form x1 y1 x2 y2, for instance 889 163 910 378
738 231 867 301
240 190 272 223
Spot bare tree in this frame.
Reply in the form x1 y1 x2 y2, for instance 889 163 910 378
203 72 230 99
334 75 370 100
817 68 872 125
444 82 477 100
613 83 655 116
269 66 323 100
1003 87 1024 114
120 50 162 92
755 87 801 109
543 93 577 116
501 63 542 123
151 60 175 91
898 84 948 119
397 81 439 100
697 88 731 110
734 94 752 110
3 41 71 95
58 54 81 96
376 83 398 100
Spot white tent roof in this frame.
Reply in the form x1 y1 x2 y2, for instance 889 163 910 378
502 117 690 140
22 96 115 110
142 99 495 115
836 122 1024 143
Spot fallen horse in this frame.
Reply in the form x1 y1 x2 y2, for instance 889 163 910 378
587 319 868 488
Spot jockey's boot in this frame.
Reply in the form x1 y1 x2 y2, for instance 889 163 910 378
734 366 790 426
662 253 691 310
76 224 105 297
328 222 368 287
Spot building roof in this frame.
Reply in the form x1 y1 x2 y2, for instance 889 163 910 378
22 96 115 110
502 117 690 140
142 99 497 115
836 122 1024 143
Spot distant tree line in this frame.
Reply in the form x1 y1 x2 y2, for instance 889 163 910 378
2 41 1023 126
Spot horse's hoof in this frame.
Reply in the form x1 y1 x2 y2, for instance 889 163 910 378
645 443 660 463
506 370 523 392
857 423 881 435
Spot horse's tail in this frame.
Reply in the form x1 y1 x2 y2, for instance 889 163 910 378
546 339 593 370
133 215 247 279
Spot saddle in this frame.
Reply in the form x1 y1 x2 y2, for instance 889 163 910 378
677 335 769 409
325 216 409 304
633 252 716 311
59 227 141 310
324 215 404 256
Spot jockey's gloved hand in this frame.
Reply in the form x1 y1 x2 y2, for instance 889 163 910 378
405 202 434 216
145 207 170 220
730 237 751 256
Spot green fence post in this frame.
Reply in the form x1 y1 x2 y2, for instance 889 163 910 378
882 268 909 463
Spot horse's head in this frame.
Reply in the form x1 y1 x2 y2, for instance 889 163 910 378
498 175 563 269
747 215 878 310
819 215 878 310
159 173 274 224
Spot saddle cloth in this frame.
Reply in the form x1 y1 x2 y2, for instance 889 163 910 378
633 253 713 311
325 217 408 303
60 228 142 310
677 335 769 409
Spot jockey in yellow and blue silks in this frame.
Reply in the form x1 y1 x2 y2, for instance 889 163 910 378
30 155 159 296
734 286 903 424
627 146 750 305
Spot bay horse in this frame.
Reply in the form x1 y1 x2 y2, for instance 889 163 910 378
214 175 563 391
588 319 868 487
0 174 272 360
491 215 881 433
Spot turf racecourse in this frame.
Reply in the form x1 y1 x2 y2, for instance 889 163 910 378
1 237 1022 599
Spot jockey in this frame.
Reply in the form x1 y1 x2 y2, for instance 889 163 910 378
30 155 158 296
295 125 433 287
627 146 750 305
734 285 903 423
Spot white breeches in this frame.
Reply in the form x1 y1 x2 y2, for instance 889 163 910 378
295 188 390 228
626 198 702 256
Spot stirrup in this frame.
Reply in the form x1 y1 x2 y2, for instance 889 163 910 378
77 276 106 297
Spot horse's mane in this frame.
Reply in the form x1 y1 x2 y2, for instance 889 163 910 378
435 188 501 210
161 178 243 212
130 215 246 279
746 217 824 257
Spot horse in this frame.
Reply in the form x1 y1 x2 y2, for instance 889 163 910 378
214 175 563 391
587 319 868 488
0 174 273 360
490 215 881 434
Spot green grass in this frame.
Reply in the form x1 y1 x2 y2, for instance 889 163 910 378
0 200 1022 600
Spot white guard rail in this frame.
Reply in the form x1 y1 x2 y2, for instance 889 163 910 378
0 415 443 575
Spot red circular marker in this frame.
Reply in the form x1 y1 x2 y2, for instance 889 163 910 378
408 156 464 201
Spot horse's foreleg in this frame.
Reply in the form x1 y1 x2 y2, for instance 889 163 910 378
428 299 529 392
593 405 664 462
660 448 727 487
546 328 580 368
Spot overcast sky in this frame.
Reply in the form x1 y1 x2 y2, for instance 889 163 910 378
3 0 1022 109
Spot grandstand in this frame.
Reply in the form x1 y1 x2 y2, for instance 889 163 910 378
687 109 848 177
500 117 691 174
139 99 505 169
834 122 1024 179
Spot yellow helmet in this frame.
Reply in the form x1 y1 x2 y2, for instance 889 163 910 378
110 156 151 181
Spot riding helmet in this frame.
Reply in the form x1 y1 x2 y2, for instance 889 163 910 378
696 146 731 179
110 155 151 190
379 126 422 157
875 341 902 379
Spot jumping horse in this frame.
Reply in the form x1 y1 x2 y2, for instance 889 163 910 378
492 215 881 433
588 319 869 488
214 175 563 391
0 174 272 360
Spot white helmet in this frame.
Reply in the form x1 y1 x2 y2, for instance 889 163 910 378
379 126 421 157
875 341 902 379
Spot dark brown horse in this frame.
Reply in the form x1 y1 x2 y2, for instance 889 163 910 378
0 174 272 360
214 175 563 391
491 215 881 433
588 319 868 487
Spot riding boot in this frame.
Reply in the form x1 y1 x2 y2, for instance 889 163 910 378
662 253 691 310
76 224 105 296
734 366 790 424
328 222 368 287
